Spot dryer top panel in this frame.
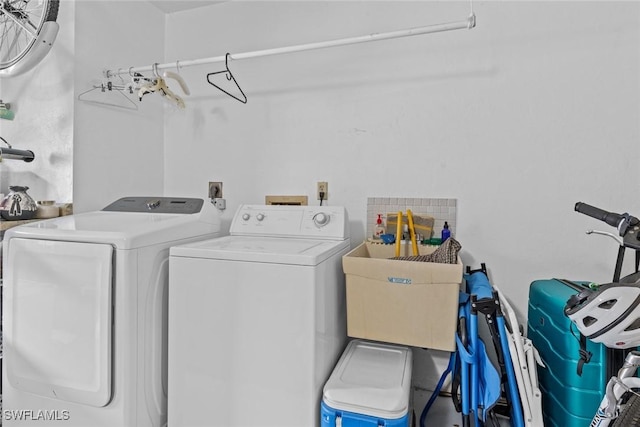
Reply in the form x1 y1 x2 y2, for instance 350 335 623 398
3 197 222 249
102 197 204 214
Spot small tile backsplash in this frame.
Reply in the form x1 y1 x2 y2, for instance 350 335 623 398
367 197 457 240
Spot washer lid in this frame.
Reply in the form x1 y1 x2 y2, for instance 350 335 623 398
170 235 350 266
4 207 222 249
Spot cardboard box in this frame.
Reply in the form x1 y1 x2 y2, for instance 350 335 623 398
342 242 462 351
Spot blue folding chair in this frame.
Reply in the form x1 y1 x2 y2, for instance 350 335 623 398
452 264 525 427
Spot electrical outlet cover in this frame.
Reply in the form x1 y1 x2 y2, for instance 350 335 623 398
209 182 223 199
317 181 328 200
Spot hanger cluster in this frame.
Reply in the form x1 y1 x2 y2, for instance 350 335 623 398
79 53 247 110
136 63 191 108
77 67 190 111
95 7 477 111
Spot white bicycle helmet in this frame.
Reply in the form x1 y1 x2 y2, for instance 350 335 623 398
565 282 640 349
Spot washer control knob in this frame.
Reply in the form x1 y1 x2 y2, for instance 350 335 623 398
256 213 265 221
147 199 161 210
242 213 251 221
313 212 330 227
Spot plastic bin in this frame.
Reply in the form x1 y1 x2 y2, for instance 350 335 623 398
321 339 413 427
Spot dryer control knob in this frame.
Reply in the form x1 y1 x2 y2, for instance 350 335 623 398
242 213 251 221
313 213 330 227
147 199 161 210
256 213 265 221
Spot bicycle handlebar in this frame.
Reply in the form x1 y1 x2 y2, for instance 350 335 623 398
575 202 625 228
575 201 640 247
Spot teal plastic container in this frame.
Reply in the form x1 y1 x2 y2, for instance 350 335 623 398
321 340 412 427
320 402 409 427
527 279 606 427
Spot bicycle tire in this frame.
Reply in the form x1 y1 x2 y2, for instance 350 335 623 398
0 0 59 73
610 392 640 426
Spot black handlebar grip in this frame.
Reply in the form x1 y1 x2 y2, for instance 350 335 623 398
575 202 623 228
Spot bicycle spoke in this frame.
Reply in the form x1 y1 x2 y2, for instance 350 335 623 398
0 0 55 71
20 3 44 30
1 18 16 56
0 0 41 66
2 23 25 63
1 7 37 37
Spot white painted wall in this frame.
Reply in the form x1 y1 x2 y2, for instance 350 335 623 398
163 2 640 394
0 0 634 406
0 0 165 214
0 0 75 205
73 0 165 213
8 0 635 322
163 1 640 322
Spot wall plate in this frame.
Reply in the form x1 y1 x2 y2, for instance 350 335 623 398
265 195 308 206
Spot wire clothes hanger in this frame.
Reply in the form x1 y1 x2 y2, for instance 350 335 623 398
77 75 138 110
206 53 247 104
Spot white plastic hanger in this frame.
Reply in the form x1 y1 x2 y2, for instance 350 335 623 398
164 70 191 96
137 64 189 108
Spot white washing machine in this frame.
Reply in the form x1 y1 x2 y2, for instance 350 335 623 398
168 204 350 427
2 197 223 426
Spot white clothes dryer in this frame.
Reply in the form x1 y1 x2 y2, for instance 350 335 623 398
167 204 350 427
2 197 223 426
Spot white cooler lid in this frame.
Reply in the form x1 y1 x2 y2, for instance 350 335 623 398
322 339 412 419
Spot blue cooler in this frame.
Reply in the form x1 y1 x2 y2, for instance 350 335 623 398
321 339 413 427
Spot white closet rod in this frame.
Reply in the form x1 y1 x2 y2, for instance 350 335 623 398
105 14 475 78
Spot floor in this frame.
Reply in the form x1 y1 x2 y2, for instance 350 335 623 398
415 391 461 426
415 390 511 426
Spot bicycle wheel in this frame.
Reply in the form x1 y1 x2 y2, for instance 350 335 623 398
0 0 59 76
610 392 640 426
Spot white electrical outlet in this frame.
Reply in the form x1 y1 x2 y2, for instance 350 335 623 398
317 181 328 200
